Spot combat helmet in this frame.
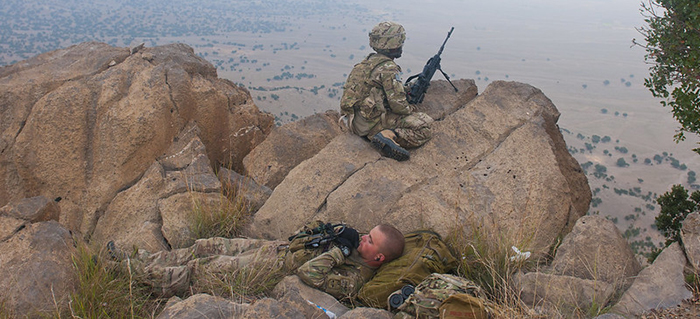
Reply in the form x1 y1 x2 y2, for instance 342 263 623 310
369 21 406 51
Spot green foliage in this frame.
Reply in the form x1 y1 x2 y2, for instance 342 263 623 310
655 184 700 246
639 0 700 154
616 157 629 167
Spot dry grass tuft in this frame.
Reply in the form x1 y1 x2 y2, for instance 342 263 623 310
63 241 165 318
187 171 254 241
446 220 540 318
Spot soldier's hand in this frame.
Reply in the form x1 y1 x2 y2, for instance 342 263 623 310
337 227 359 249
334 227 359 257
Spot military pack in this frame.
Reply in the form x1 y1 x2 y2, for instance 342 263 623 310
340 53 392 118
393 273 495 319
358 230 458 308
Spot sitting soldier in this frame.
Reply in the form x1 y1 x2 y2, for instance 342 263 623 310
107 222 405 301
340 21 434 161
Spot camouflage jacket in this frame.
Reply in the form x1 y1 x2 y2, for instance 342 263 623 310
342 53 413 136
295 246 377 301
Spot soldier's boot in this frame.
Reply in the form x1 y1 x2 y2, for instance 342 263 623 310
107 241 128 261
371 130 410 161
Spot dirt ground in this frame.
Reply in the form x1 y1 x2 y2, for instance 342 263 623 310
639 294 700 319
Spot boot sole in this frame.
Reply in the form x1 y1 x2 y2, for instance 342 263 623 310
371 133 410 161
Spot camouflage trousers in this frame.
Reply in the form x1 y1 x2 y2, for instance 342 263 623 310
357 111 434 149
124 237 287 297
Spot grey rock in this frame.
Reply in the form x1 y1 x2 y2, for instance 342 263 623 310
155 293 248 319
0 221 77 316
0 195 60 223
243 288 326 319
514 271 614 317
0 215 26 242
681 212 700 272
414 79 478 121
243 110 345 190
272 275 349 317
611 242 693 317
338 307 393 319
218 166 272 212
551 215 641 289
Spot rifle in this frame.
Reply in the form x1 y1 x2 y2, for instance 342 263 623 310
287 223 346 249
405 27 458 104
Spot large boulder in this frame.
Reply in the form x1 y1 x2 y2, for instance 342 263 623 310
242 80 478 191
243 110 345 189
610 242 693 317
681 212 700 273
0 42 274 238
514 271 614 318
249 81 591 256
550 215 641 289
0 221 77 316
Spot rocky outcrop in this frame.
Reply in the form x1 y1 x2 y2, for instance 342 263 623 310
249 80 591 256
91 123 242 251
0 42 274 239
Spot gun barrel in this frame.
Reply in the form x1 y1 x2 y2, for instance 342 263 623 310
437 27 454 55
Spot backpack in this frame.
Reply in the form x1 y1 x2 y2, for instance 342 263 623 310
393 273 495 319
340 53 392 117
358 230 458 308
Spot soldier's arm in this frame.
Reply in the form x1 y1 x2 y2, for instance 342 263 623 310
379 64 412 115
296 246 366 298
296 246 345 288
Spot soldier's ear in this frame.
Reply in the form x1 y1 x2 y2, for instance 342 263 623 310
375 254 385 262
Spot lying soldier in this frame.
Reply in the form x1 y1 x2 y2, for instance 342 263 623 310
107 222 405 301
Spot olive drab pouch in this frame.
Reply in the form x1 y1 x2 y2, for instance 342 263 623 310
340 54 391 117
392 273 496 319
358 230 458 308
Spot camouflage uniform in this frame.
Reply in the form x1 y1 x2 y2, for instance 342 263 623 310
122 237 376 299
342 52 433 149
297 246 377 301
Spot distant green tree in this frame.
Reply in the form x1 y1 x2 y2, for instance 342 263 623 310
638 0 700 154
616 158 629 167
655 184 700 246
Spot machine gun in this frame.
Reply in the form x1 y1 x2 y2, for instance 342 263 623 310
287 223 347 249
405 27 458 104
